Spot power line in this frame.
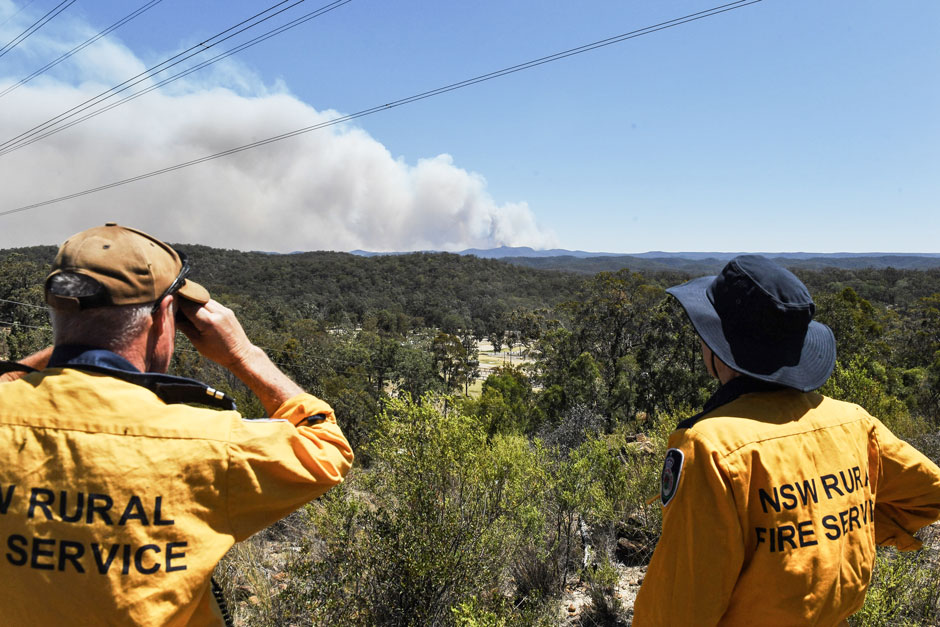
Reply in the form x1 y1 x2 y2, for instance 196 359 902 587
0 319 48 330
0 0 352 157
0 0 761 218
0 0 165 101
0 0 39 31
0 314 373 375
0 310 367 372
0 299 483 383
0 0 352 156
0 334 378 386
0 297 47 309
0 297 399 370
177 346 376 376
0 0 320 156
0 320 378 378
0 0 78 60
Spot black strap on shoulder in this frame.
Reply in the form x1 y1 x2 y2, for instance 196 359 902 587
72 364 238 411
0 361 38 375
1 360 237 411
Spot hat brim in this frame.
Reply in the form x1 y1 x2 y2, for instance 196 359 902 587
667 276 836 392
177 279 210 305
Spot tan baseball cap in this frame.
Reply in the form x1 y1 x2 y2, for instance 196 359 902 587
45 223 210 310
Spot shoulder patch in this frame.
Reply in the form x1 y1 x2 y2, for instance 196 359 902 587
660 448 684 507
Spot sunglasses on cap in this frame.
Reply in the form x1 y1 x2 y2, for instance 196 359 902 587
151 251 191 315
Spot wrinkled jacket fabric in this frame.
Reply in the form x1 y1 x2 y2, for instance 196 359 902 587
633 378 940 626
0 352 353 626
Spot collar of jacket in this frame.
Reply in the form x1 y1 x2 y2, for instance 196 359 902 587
677 376 789 430
49 344 141 371
7 345 237 411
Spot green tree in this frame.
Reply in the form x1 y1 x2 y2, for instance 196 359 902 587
532 270 690 425
895 294 940 423
815 287 885 364
432 332 474 394
393 331 443 400
289 397 545 626
0 253 53 359
821 357 924 440
462 366 538 435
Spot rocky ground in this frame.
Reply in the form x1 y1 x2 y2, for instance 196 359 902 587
560 564 646 626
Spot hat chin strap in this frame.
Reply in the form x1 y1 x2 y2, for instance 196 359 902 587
711 350 719 380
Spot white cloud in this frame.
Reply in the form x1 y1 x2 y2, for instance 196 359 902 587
0 7 556 252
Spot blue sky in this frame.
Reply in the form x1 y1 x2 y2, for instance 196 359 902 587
0 0 937 252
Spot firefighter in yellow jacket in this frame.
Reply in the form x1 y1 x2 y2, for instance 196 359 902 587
0 223 354 626
633 255 940 626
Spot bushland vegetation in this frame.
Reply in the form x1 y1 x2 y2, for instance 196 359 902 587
3 246 940 625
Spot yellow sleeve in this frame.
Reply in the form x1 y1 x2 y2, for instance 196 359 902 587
632 429 744 626
871 418 940 551
224 393 354 540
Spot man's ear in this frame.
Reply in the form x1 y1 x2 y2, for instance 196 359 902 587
145 293 178 374
153 294 176 329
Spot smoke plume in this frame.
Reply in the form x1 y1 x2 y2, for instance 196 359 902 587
0 7 556 252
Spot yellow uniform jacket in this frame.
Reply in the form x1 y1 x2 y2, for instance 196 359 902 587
633 377 940 626
0 348 353 625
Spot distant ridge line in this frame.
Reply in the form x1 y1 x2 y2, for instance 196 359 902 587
348 246 940 260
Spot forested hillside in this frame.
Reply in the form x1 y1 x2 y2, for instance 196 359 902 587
3 246 940 625
505 254 940 275
2 245 583 332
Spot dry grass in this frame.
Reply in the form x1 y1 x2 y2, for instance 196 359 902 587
214 510 312 626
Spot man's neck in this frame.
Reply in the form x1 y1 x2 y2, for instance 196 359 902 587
48 345 142 373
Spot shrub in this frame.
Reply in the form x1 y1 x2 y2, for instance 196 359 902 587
451 595 558 627
284 396 549 626
850 543 940 626
579 557 627 626
564 413 676 570
822 358 929 441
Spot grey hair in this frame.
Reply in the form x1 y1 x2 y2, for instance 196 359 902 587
47 273 152 351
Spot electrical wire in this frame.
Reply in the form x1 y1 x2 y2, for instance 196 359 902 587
0 0 77 60
0 0 165 100
0 337 379 389
0 297 47 309
0 0 761 218
0 0 351 157
0 319 382 378
0 313 371 374
0 297 405 370
0 0 39 31
0 0 308 151
0 295 491 383
0 319 48 330
0 0 346 156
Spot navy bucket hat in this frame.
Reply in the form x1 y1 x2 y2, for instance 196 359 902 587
666 255 836 392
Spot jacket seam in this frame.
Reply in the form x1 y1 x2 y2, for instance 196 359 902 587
224 422 237 539
868 423 917 540
683 429 748 565
0 418 240 443
693 414 869 459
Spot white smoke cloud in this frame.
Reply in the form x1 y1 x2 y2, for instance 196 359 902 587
0 7 556 252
